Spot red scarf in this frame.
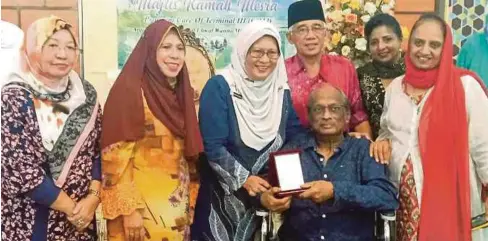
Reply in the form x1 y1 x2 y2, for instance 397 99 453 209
404 25 487 241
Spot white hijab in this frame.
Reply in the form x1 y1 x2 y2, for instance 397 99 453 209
220 20 289 151
0 21 24 87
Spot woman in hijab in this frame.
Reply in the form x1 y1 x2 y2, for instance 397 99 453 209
100 19 203 241
191 20 303 241
457 14 488 86
1 16 101 240
357 13 405 139
371 14 488 241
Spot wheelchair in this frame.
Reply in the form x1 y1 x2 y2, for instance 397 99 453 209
255 210 396 241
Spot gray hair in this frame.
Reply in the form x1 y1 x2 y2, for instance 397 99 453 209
288 24 296 33
307 83 351 115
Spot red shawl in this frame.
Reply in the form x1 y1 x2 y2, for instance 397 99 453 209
404 24 487 241
101 19 203 159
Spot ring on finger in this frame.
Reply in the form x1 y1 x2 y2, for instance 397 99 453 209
76 219 84 226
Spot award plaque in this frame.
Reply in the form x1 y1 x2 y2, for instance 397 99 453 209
268 150 307 198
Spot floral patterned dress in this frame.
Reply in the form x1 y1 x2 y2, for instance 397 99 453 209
1 81 101 241
357 58 405 139
101 96 199 241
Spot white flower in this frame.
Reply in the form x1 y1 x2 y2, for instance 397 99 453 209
328 10 344 22
389 0 396 8
325 22 335 30
343 8 352 14
355 38 367 51
323 3 332 10
341 46 351 56
361 15 371 23
341 35 347 43
364 2 377 15
329 51 339 56
381 4 391 13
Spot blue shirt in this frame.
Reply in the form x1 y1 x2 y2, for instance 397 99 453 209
278 133 398 241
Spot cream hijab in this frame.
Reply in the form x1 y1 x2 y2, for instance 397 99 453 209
4 16 86 151
220 20 289 151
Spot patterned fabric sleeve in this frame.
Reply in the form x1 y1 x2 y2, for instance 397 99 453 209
27 176 61 206
1 88 59 200
198 76 250 194
100 141 145 219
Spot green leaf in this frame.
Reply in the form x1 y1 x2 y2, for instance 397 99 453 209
214 47 232 69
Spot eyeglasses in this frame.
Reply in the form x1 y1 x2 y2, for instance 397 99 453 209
292 25 326 37
248 49 280 60
44 43 79 56
310 104 346 116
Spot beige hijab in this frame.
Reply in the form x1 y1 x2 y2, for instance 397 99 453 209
4 16 86 151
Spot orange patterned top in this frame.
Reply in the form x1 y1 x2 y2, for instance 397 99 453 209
101 96 199 240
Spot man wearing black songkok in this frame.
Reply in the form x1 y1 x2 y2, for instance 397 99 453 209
285 0 373 139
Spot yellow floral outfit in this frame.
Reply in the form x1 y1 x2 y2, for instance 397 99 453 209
101 98 199 241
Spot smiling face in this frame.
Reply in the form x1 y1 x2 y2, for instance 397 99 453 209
39 29 77 80
288 20 326 58
369 25 402 64
408 20 445 70
156 28 186 78
244 35 280 81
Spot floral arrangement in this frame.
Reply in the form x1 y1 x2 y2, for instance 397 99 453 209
324 0 409 67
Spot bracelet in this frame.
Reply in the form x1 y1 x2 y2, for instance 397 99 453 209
88 189 100 200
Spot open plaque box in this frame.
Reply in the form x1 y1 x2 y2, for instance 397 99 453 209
268 150 307 198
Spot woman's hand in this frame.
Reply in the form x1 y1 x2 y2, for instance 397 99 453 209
260 187 292 213
369 139 392 164
67 195 100 230
348 132 372 141
243 176 271 197
123 210 145 241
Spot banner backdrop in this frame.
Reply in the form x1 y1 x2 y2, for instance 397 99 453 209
117 0 297 70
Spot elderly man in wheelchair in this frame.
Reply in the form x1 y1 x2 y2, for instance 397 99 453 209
255 84 399 241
